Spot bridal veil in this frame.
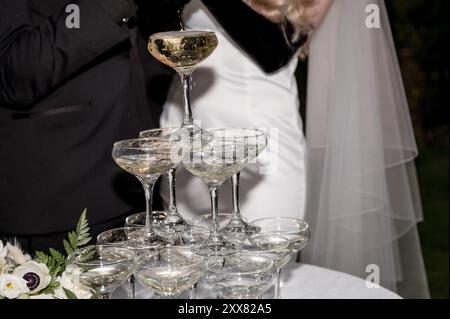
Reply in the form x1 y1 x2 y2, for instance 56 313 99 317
304 0 430 298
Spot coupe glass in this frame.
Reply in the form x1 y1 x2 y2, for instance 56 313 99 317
205 252 275 299
135 246 205 298
140 128 191 233
112 137 182 249
246 234 292 299
251 217 311 253
182 129 253 256
148 30 218 131
67 245 135 299
251 217 311 298
221 129 267 237
97 227 172 299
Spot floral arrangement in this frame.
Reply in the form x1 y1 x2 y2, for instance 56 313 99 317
0 210 94 299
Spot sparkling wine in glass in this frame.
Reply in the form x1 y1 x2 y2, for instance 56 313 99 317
148 30 218 130
205 252 275 299
135 246 205 298
112 137 182 249
246 234 292 299
67 245 135 299
250 217 311 299
140 128 191 234
251 217 311 253
221 129 268 237
182 129 253 256
97 226 172 299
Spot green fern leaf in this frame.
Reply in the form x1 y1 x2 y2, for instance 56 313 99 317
63 239 73 256
63 288 78 299
38 277 59 295
75 209 91 249
49 248 66 265
76 209 88 234
68 231 78 249
77 237 92 247
35 251 49 265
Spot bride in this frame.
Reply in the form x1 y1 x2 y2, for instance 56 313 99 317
161 0 326 222
160 0 429 298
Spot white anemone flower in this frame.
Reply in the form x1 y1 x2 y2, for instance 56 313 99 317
0 274 30 299
13 261 52 294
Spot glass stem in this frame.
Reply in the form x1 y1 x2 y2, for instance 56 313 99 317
275 268 282 299
180 73 193 127
128 275 136 299
98 292 112 300
177 7 185 30
189 283 198 299
209 185 220 239
167 168 178 216
140 178 158 237
231 173 242 220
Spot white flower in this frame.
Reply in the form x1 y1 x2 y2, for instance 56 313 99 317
0 257 8 274
13 261 52 294
53 266 93 299
0 274 30 299
0 241 7 259
29 293 55 299
0 242 11 274
6 241 31 265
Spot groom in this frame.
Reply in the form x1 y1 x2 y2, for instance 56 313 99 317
0 0 305 253
0 0 189 253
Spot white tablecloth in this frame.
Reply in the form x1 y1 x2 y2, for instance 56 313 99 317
273 261 401 299
113 261 401 299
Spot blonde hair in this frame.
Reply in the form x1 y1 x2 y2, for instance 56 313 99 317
244 0 315 39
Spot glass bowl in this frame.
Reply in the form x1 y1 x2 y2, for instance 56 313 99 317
246 233 292 270
205 252 275 299
67 245 135 299
135 246 205 298
251 217 311 253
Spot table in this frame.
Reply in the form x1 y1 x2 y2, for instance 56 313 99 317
273 261 401 299
113 261 401 299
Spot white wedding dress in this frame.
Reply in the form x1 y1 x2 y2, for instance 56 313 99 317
160 0 306 222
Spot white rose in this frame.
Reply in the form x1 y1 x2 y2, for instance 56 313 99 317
13 261 52 294
6 242 31 265
0 274 30 299
53 266 93 299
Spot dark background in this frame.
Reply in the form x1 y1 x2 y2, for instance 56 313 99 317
297 0 449 298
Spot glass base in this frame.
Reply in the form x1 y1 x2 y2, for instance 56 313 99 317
179 123 202 136
128 229 173 250
160 210 192 233
190 213 232 229
192 235 240 257
125 211 168 228
221 217 261 238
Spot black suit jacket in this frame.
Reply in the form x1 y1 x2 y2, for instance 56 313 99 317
0 0 177 234
0 0 304 235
